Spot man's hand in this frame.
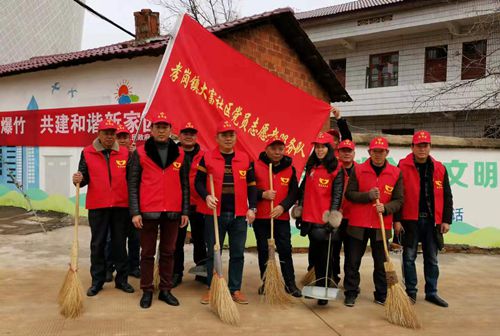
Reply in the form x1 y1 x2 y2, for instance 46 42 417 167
440 223 450 234
262 190 276 200
270 205 285 219
331 106 341 120
374 202 385 214
72 171 83 185
394 221 404 235
132 215 143 229
206 195 218 210
180 215 189 228
368 187 380 201
246 209 256 224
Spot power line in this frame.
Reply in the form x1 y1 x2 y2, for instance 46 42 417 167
72 0 136 38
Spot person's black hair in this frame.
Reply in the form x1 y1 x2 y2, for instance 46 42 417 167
305 143 338 174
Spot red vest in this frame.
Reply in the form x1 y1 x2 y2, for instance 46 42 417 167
254 158 294 220
197 148 251 217
340 162 356 220
137 145 185 213
302 164 341 225
348 160 400 230
83 144 129 210
185 148 205 208
399 153 445 224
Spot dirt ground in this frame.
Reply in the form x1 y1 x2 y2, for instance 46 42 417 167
1 224 499 336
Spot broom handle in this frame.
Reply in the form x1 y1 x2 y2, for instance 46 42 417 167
269 163 274 240
376 198 391 260
209 175 221 249
71 183 80 269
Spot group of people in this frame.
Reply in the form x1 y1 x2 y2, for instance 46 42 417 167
72 107 453 310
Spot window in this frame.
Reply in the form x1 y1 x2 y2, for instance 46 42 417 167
382 128 414 135
462 40 487 80
367 52 398 88
330 59 346 87
425 45 447 83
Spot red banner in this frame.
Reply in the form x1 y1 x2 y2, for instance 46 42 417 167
0 103 148 147
144 14 331 173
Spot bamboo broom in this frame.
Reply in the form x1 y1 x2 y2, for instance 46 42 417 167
58 183 84 318
376 199 420 329
263 163 292 305
209 174 240 325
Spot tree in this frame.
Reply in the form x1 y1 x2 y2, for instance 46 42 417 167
151 0 239 29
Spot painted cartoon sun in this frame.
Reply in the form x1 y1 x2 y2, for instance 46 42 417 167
115 80 140 104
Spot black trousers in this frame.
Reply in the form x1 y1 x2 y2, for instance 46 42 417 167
253 218 296 285
307 225 335 287
174 211 207 275
105 221 140 272
88 207 129 286
331 219 348 281
344 228 387 300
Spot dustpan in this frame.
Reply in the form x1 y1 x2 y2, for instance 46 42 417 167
188 261 208 277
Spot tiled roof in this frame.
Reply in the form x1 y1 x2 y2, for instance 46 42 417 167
296 0 407 20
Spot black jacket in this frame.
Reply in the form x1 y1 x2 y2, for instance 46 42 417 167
256 152 298 212
127 137 190 218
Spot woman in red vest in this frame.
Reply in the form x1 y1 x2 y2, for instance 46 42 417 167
72 119 134 297
253 139 300 297
294 131 344 306
343 137 403 307
127 112 190 309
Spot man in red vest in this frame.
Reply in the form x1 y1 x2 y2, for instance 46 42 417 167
343 137 403 307
394 131 453 307
173 122 208 287
195 121 257 305
72 119 135 297
253 139 301 297
127 112 190 309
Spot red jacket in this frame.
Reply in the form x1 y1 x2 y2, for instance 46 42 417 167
197 148 251 217
83 144 129 209
254 159 294 220
348 160 400 230
340 162 356 220
185 147 205 208
137 145 185 213
302 164 342 225
398 153 445 224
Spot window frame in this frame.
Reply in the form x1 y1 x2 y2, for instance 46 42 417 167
367 51 399 88
424 45 448 83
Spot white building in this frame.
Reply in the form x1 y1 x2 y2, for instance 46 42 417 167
0 0 85 65
298 0 500 137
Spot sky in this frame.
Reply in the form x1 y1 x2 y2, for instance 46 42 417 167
81 0 349 49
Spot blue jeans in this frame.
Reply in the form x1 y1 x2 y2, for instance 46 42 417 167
402 218 439 296
205 213 247 293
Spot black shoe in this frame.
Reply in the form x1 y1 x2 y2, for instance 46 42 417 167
105 270 113 283
258 284 265 295
115 282 135 293
87 285 103 297
407 292 417 303
317 299 328 306
195 275 207 284
158 290 180 306
425 294 448 307
285 283 302 298
344 294 356 307
140 291 153 309
172 274 182 288
129 268 141 279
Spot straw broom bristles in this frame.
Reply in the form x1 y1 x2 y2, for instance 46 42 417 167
263 239 293 305
300 267 315 287
210 270 240 325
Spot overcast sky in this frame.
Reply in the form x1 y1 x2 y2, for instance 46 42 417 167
81 0 348 49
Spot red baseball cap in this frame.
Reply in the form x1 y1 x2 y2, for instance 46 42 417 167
266 138 285 147
312 132 333 145
180 122 198 133
369 137 389 150
116 124 130 135
98 119 118 131
217 120 236 133
150 111 171 125
412 130 431 145
338 139 355 150
327 129 340 139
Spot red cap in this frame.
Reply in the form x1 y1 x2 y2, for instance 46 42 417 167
180 121 198 133
327 129 340 139
98 119 118 131
412 130 431 144
312 132 333 145
266 138 285 147
150 111 171 125
116 124 130 135
217 120 236 133
338 139 355 150
369 137 389 150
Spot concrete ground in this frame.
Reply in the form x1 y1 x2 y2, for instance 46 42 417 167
1 226 499 336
